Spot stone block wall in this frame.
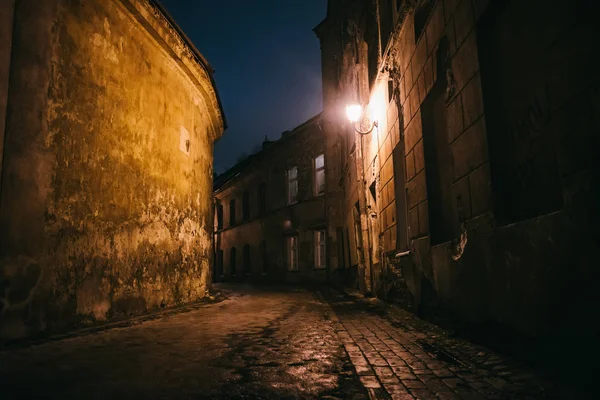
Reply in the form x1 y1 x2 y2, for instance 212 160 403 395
319 0 600 361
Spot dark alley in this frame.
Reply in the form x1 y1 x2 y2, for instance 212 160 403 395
1 0 599 398
0 285 590 399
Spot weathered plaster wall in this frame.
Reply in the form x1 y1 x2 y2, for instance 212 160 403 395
0 0 224 339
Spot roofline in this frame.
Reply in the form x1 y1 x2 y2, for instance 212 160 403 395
214 112 324 193
152 0 227 130
313 17 328 38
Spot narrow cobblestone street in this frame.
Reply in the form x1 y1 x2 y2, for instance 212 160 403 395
0 285 591 399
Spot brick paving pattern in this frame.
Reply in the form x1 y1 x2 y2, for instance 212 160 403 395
0 285 592 399
319 289 590 400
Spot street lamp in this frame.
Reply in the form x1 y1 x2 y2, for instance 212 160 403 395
345 103 378 135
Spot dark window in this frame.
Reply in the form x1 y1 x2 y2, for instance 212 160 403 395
230 247 237 275
216 203 223 230
336 227 345 270
217 249 223 276
393 129 409 251
477 3 563 225
243 244 251 275
229 199 236 226
422 37 459 245
260 240 267 273
379 0 394 52
258 183 267 215
414 0 434 42
242 190 250 221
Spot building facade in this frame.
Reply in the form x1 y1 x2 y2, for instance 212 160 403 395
0 0 225 339
316 0 599 360
213 115 332 284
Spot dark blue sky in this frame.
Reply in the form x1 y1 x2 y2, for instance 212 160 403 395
159 0 327 174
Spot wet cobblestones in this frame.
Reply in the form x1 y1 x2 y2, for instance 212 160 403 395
0 285 592 399
319 289 591 400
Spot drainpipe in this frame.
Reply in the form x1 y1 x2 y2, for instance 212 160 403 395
356 131 374 295
0 0 16 208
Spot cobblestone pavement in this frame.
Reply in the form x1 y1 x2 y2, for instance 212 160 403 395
0 284 367 400
0 285 591 399
318 288 591 400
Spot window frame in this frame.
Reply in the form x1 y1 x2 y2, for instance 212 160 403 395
287 166 299 205
314 154 325 196
314 230 327 269
287 236 299 271
216 202 223 230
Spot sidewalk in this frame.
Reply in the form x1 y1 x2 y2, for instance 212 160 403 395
317 287 589 400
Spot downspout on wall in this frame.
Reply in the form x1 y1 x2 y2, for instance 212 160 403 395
0 0 15 206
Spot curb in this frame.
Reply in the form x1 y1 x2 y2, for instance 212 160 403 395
1 291 228 351
316 289 391 400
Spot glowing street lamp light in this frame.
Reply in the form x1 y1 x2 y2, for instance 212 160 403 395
345 103 378 135
345 104 363 123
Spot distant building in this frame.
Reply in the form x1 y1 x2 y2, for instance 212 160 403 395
213 114 334 284
315 0 599 357
0 0 225 339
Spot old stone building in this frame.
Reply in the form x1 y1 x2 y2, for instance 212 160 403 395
316 0 599 366
0 0 225 339
213 115 333 284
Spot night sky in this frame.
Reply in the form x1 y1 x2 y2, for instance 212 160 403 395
159 0 327 174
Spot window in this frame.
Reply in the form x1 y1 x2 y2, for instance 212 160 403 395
216 202 223 230
379 0 394 52
393 138 409 251
258 183 267 215
414 0 434 42
230 247 237 275
229 199 236 226
242 190 250 221
314 154 325 196
477 6 563 225
314 230 326 269
287 236 298 271
287 166 298 204
217 249 224 276
260 240 268 273
243 244 251 275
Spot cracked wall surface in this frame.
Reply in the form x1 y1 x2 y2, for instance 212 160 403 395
0 0 225 340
